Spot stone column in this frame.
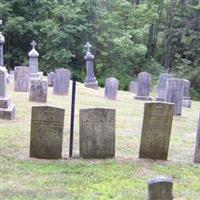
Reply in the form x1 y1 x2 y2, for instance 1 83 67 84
194 112 200 163
0 31 5 66
182 79 191 108
84 42 98 89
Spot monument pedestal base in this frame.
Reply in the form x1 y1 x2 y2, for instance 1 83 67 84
0 96 11 108
0 104 15 120
156 97 165 101
134 96 152 101
29 72 43 79
85 80 98 90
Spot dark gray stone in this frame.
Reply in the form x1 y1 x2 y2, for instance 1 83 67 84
194 113 200 163
84 42 98 89
165 78 184 115
129 81 137 94
134 72 152 101
14 66 29 92
139 102 174 160
53 68 71 95
79 108 115 159
48 72 55 86
104 77 119 100
30 106 65 159
29 79 48 103
148 176 173 200
156 73 173 101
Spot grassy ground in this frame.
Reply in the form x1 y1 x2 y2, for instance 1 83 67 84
1 80 200 200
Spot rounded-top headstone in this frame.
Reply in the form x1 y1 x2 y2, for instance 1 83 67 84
104 77 119 100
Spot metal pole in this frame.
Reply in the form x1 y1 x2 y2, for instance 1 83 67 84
69 75 76 157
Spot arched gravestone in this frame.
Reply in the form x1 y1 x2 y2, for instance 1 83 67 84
14 66 29 92
79 108 115 158
30 106 65 159
182 79 191 108
29 79 48 103
194 112 200 163
156 73 173 101
104 77 119 100
148 176 173 200
165 78 184 115
139 102 174 160
53 68 71 95
134 72 152 101
129 81 137 94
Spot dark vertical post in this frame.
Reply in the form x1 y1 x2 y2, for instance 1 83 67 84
69 75 76 157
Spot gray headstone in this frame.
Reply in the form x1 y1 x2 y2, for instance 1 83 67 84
129 81 137 94
14 66 29 92
148 176 173 200
84 42 98 89
182 79 191 108
139 102 174 160
0 68 15 120
104 77 119 100
165 78 184 115
134 72 152 101
29 79 48 103
48 72 55 86
0 31 5 66
156 73 173 101
30 106 65 159
28 41 39 74
53 68 71 95
80 108 115 158
194 112 200 163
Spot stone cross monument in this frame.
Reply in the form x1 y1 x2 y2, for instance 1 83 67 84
84 42 98 89
0 20 5 66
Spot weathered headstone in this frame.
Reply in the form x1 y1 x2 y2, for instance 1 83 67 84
29 79 48 103
30 106 65 159
165 78 184 115
156 73 173 101
79 108 115 158
139 102 174 160
14 66 29 92
134 72 152 101
104 77 119 100
194 112 200 163
129 81 137 94
84 42 98 89
47 72 55 86
0 67 15 120
182 79 191 108
53 68 71 95
148 176 173 200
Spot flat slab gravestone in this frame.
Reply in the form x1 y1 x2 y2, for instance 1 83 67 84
156 73 173 101
29 79 48 103
194 112 200 163
148 176 173 200
53 68 71 95
139 102 174 160
14 66 29 92
165 78 184 115
79 108 115 158
129 81 137 94
30 106 65 159
104 77 119 100
47 72 55 86
134 72 152 101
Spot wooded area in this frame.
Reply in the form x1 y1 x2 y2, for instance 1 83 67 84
0 0 199 99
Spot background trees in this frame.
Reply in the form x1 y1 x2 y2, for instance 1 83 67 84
0 0 199 99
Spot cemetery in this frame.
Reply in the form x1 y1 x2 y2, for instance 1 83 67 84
1 1 200 199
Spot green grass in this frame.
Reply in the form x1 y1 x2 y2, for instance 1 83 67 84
1 80 200 200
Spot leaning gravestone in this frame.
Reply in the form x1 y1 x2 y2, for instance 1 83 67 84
79 108 115 158
129 81 137 94
182 79 191 108
134 72 152 101
47 72 55 86
29 79 48 103
148 176 173 200
53 68 71 95
0 67 15 120
30 106 65 159
165 78 184 115
139 102 174 160
156 73 173 101
194 112 200 163
104 77 119 100
14 66 29 92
